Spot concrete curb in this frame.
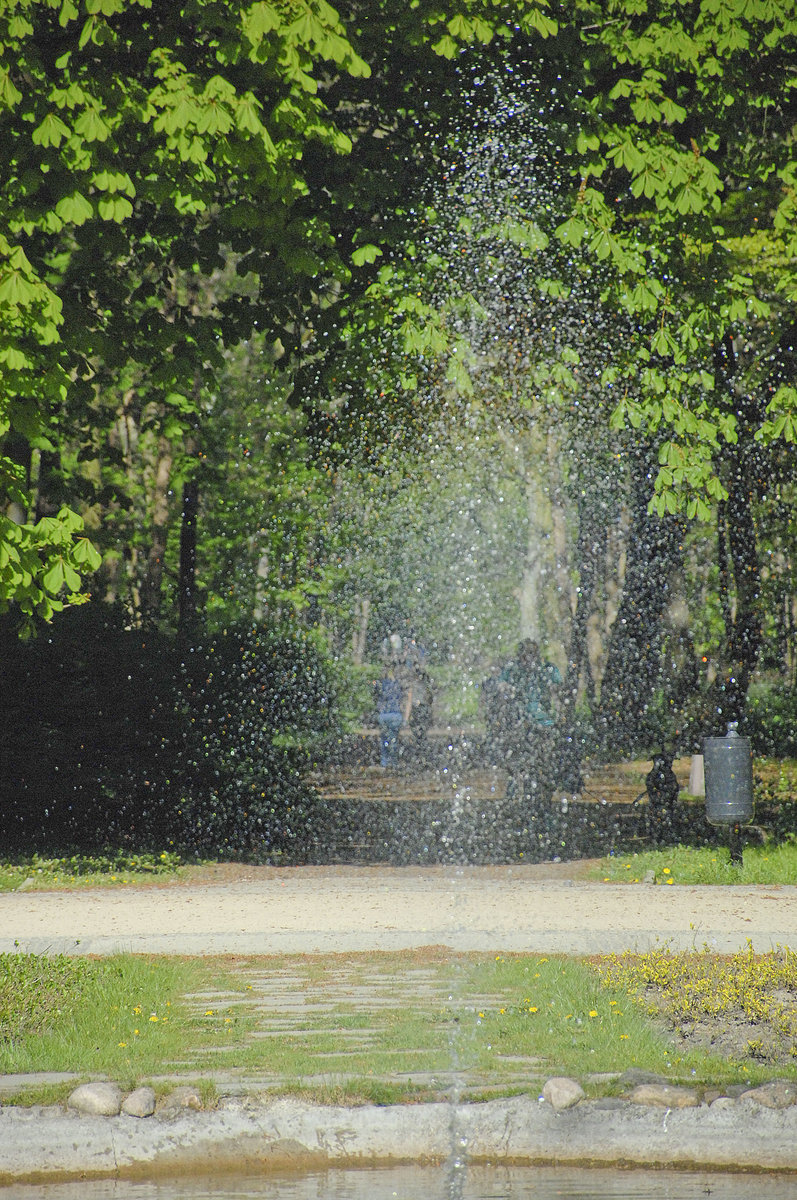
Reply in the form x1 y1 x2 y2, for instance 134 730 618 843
3 1094 797 1183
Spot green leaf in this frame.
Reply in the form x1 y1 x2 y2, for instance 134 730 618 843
8 14 34 36
0 345 31 369
447 13 468 36
554 217 586 247
351 244 382 266
72 537 102 568
651 327 676 357
500 218 548 252
85 0 124 14
32 112 71 147
235 93 264 135
74 107 111 142
631 95 661 123
78 15 96 48
59 0 78 25
609 402 626 431
243 1 281 46
432 34 459 58
97 196 133 222
285 9 325 46
55 192 94 224
42 559 65 594
0 269 37 307
576 130 600 154
91 170 135 196
589 228 617 261
63 562 82 591
0 69 22 110
521 7 558 37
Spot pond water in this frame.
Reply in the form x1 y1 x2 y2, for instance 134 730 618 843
4 1167 797 1200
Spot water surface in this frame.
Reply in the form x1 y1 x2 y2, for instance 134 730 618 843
5 1167 797 1200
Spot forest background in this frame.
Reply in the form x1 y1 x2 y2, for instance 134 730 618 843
2 0 797 857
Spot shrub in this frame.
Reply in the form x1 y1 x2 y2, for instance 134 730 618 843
743 683 797 757
0 611 339 859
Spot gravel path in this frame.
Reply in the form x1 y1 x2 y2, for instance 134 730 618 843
1 864 795 956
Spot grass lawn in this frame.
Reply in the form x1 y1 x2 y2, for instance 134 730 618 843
589 838 797 885
0 851 187 892
2 947 794 1107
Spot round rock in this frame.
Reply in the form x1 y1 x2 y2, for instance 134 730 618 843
542 1077 585 1111
628 1083 699 1109
740 1080 797 1109
122 1086 156 1117
157 1084 203 1114
67 1082 123 1116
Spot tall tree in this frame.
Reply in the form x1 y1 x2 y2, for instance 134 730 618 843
0 0 370 631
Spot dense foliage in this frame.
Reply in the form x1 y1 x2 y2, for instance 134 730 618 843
0 606 336 855
1 0 797 851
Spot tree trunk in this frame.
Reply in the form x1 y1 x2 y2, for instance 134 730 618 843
587 505 628 706
556 500 605 791
4 433 31 524
709 471 762 728
140 434 173 627
547 431 576 655
597 449 682 753
178 477 199 641
352 595 370 665
33 449 61 522
517 430 553 645
564 502 604 710
709 335 763 727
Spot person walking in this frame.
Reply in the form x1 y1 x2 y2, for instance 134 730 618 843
498 638 562 797
375 663 405 769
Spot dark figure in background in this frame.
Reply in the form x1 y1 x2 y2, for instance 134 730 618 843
496 639 562 800
375 665 404 769
397 634 432 756
645 752 680 844
405 661 434 755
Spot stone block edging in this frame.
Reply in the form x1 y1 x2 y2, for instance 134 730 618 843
4 1086 797 1182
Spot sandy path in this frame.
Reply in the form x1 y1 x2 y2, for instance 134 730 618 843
1 865 795 956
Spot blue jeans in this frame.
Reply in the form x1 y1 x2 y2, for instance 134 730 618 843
378 712 402 767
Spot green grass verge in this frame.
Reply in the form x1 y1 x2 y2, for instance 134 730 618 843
1 949 790 1105
589 838 797 885
0 851 186 892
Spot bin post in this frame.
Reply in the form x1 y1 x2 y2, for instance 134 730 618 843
703 722 753 866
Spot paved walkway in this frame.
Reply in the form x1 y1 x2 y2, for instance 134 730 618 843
1 865 795 956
